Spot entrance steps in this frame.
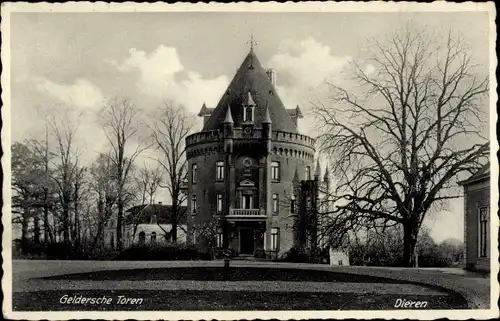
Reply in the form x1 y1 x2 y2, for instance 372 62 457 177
232 254 260 261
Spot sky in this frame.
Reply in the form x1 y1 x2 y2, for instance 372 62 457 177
7 10 492 243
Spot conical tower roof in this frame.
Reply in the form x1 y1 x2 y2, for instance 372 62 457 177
292 166 301 185
323 163 330 182
315 159 322 179
224 105 234 123
202 49 297 132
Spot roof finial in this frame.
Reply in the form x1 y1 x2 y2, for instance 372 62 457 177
247 34 257 51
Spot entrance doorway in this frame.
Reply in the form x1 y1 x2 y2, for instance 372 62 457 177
240 228 254 254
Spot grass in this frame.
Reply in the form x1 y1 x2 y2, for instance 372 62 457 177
13 289 469 311
41 267 405 283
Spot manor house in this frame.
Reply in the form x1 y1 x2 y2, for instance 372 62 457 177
185 46 331 257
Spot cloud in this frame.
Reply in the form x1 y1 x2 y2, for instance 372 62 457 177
108 45 229 114
34 77 104 109
267 37 352 137
269 37 352 88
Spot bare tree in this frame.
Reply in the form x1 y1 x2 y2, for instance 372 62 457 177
149 101 194 242
48 111 83 245
11 142 45 244
89 153 118 249
130 164 164 241
314 27 489 267
28 125 57 244
100 98 149 251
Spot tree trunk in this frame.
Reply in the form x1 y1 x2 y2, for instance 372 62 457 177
171 220 178 243
402 222 418 267
21 209 29 245
73 201 80 252
116 200 124 251
63 203 70 244
43 200 50 243
33 215 40 243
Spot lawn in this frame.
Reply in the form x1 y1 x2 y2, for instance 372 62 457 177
41 267 405 283
13 267 470 310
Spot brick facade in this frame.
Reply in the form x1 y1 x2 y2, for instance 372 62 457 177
185 48 317 256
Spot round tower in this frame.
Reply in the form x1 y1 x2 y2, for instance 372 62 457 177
185 47 315 256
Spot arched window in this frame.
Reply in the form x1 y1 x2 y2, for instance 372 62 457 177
138 231 146 245
244 106 253 122
272 194 279 214
151 232 157 243
192 164 198 184
217 193 223 213
191 195 197 215
290 194 296 213
271 161 280 181
305 166 311 180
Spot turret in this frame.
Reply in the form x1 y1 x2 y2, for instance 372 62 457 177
314 158 322 181
262 103 272 153
224 105 234 153
292 166 301 192
323 163 330 185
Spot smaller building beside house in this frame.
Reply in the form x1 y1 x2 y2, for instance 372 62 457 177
459 163 490 272
104 203 188 249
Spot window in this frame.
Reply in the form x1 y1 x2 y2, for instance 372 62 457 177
479 207 488 257
306 196 312 210
290 195 296 213
151 232 156 243
150 214 157 224
217 193 223 213
305 166 311 180
244 106 253 122
216 228 224 248
192 164 198 184
191 195 197 215
242 194 253 209
338 260 343 266
192 231 197 245
216 161 224 180
138 231 146 245
271 161 280 181
272 194 279 214
271 227 279 251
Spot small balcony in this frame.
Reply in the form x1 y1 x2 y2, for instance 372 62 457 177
227 208 266 220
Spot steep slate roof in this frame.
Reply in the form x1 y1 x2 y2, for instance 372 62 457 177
459 162 490 186
202 48 298 133
125 204 187 225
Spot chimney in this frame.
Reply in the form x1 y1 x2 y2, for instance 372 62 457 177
266 68 276 87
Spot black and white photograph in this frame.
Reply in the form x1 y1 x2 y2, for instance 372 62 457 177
1 2 498 320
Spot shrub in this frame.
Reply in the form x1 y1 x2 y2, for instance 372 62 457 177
277 247 310 263
116 243 210 261
212 247 238 259
253 248 267 259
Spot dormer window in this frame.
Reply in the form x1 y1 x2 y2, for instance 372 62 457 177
244 92 256 122
244 106 254 122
